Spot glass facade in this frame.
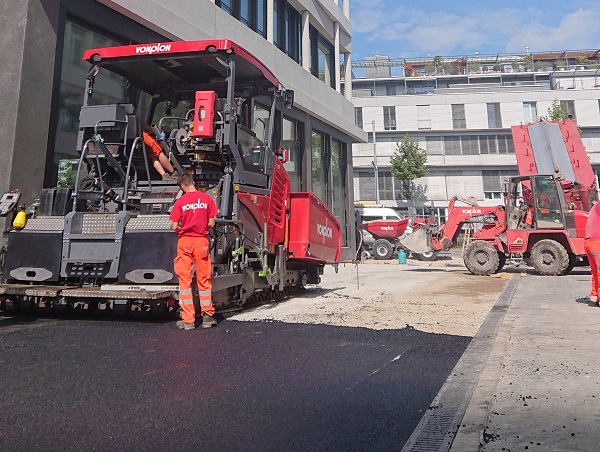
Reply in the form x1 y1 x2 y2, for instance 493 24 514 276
281 116 303 192
273 0 301 63
52 20 128 183
330 139 347 244
311 130 327 204
312 130 348 245
216 0 268 38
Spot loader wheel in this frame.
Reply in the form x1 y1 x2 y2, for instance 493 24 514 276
373 239 393 260
418 250 439 261
531 239 569 276
463 241 499 276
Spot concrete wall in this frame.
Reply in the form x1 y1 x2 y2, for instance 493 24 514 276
0 0 59 203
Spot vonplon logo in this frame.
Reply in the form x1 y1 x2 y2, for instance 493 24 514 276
136 43 172 55
182 201 208 212
380 226 394 231
317 224 333 239
461 208 482 215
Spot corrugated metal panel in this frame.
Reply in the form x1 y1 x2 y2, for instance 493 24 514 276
528 121 575 181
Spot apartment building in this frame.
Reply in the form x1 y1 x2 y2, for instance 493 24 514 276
350 51 600 219
3 0 366 258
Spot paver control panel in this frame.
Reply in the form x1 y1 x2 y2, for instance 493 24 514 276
0 192 21 216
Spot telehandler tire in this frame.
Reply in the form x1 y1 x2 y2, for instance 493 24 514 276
463 240 500 276
496 252 507 273
531 239 569 276
561 253 576 275
373 239 393 260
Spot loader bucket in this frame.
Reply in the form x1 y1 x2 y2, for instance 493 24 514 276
399 228 434 255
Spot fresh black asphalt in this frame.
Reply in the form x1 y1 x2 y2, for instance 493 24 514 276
0 316 470 451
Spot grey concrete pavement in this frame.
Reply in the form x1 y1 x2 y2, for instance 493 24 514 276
452 267 600 451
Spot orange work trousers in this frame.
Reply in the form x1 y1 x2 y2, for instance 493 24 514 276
174 235 214 324
584 238 600 302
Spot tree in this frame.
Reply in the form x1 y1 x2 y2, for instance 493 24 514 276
547 99 569 121
390 136 428 210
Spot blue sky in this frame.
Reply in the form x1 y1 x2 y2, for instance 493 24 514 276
350 0 600 61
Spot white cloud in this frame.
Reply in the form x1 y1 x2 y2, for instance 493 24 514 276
351 2 600 60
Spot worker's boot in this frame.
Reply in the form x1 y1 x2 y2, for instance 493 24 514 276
201 315 217 329
176 320 196 330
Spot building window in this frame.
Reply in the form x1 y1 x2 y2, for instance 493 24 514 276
444 136 461 155
560 100 576 121
383 106 396 130
483 170 512 199
452 104 466 129
219 0 233 13
487 103 502 128
523 102 538 123
417 105 431 130
281 116 303 192
310 26 334 88
311 130 328 205
386 86 396 96
354 107 363 129
425 136 443 155
217 0 268 38
443 135 514 155
331 139 347 244
358 172 376 201
462 136 479 155
379 171 394 200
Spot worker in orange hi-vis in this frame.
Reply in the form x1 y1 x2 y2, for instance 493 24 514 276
141 124 177 180
169 173 219 330
584 201 600 306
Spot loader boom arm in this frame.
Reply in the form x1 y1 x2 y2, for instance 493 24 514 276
431 197 506 251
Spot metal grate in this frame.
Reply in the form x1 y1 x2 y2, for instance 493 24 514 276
125 216 172 230
23 217 65 231
402 274 521 452
82 214 117 234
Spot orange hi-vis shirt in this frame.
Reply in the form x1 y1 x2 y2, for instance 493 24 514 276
142 131 163 156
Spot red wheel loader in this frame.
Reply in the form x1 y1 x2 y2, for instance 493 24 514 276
401 119 598 276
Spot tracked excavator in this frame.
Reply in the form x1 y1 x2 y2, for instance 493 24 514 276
0 40 341 315
401 119 597 276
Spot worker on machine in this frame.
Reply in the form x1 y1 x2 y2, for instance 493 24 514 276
169 173 219 330
142 123 178 180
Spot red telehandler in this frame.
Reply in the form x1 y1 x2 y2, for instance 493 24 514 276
0 40 341 315
401 119 597 276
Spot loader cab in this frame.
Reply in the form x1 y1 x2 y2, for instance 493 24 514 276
507 175 566 230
